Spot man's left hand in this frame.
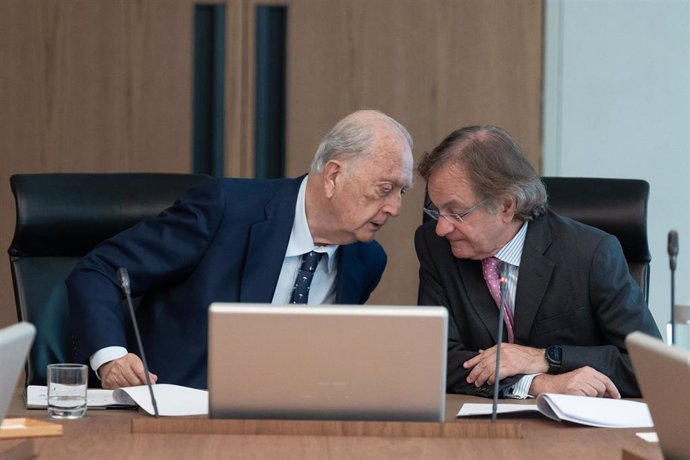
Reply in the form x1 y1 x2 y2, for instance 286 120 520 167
463 343 549 387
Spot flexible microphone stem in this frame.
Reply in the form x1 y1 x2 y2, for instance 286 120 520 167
491 263 509 423
671 270 676 345
117 267 159 418
491 298 505 423
668 231 679 345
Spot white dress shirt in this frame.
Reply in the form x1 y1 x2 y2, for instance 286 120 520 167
271 176 338 304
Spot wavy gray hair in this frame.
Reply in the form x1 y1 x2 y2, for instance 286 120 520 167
417 125 547 221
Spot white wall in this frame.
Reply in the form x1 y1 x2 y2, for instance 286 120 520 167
543 0 690 342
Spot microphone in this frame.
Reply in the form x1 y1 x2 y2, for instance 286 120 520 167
668 231 679 345
491 262 509 423
117 267 159 418
669 230 679 271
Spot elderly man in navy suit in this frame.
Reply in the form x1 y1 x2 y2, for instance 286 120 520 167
67 110 414 389
415 125 660 399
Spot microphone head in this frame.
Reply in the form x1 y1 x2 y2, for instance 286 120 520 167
117 267 130 293
668 230 679 271
498 262 509 283
668 230 679 256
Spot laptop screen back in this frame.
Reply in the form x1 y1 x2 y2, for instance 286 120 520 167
0 322 36 421
626 331 690 460
208 303 447 422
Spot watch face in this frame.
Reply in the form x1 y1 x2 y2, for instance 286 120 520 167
548 346 562 362
546 346 561 374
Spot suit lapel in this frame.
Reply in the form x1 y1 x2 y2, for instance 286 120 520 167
335 244 365 304
513 216 555 342
240 179 301 302
456 257 504 343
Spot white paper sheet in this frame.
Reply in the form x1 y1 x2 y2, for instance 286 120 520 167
114 384 208 416
457 403 539 416
636 432 659 442
26 385 134 409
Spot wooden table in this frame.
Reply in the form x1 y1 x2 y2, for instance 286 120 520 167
1 391 663 459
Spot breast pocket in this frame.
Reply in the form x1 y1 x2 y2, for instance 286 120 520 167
532 306 591 337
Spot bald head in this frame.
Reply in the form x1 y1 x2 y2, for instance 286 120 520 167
310 110 413 173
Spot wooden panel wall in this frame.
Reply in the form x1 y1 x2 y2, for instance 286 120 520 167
0 0 196 328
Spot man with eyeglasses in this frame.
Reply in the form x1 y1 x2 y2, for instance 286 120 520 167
415 125 660 399
67 110 414 390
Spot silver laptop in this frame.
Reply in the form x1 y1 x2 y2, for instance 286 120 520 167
626 331 690 460
208 303 448 422
0 322 36 421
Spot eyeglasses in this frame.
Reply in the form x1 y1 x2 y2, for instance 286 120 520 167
423 200 485 224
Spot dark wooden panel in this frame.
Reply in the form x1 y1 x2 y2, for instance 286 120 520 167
0 0 196 328
1 0 544 327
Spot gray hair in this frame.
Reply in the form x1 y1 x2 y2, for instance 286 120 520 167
417 125 547 221
310 110 413 173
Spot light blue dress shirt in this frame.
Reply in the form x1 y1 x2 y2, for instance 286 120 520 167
493 222 540 399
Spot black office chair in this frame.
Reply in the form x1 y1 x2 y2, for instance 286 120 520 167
8 173 209 385
541 177 651 303
422 177 651 303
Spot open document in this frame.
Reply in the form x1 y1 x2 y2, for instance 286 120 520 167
27 384 208 416
457 393 654 428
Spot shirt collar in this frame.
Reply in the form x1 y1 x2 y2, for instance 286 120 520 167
495 222 528 267
285 175 339 273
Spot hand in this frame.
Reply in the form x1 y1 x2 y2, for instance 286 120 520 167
463 343 548 387
529 366 620 398
98 353 158 389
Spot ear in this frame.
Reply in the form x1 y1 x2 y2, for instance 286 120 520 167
322 160 343 199
499 195 517 222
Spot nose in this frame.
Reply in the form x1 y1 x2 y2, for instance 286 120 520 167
435 216 454 237
382 193 402 217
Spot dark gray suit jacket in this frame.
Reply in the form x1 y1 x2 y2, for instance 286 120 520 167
415 210 660 398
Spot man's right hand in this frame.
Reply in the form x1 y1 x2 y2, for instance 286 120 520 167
98 353 158 389
529 366 620 399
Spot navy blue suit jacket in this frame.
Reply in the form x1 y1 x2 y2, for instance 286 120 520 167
67 176 387 389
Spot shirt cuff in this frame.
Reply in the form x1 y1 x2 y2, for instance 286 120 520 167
503 373 541 399
90 346 128 378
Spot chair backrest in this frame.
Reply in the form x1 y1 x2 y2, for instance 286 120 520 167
422 177 651 303
541 177 651 303
8 173 209 385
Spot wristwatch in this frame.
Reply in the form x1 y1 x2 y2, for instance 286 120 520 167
545 345 562 374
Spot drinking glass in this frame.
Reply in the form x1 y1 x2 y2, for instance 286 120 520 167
47 363 88 419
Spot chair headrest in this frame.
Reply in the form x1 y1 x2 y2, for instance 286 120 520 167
541 177 651 263
9 173 209 257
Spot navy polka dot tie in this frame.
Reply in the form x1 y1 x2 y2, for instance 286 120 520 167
290 251 324 304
